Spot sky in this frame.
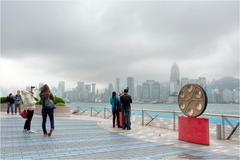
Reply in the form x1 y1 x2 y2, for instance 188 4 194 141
1 0 239 93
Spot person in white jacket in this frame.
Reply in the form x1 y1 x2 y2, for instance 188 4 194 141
21 87 36 133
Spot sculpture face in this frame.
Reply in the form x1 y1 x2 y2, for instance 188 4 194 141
178 84 208 118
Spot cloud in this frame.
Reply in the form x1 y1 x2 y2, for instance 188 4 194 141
1 0 239 90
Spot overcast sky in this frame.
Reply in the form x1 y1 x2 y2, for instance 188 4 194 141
1 0 239 92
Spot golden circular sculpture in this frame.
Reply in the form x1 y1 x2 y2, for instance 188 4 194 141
178 84 208 118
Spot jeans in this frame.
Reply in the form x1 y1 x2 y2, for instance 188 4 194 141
7 103 13 114
42 108 54 134
112 110 120 127
15 104 21 114
24 110 34 130
122 110 131 129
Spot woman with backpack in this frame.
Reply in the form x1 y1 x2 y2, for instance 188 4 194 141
40 84 55 137
110 91 121 128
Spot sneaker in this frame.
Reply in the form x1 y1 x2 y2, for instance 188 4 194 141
27 130 35 133
23 129 27 133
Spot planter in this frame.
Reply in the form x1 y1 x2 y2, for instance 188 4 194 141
1 103 71 117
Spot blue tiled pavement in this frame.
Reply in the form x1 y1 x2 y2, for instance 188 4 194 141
1 115 239 160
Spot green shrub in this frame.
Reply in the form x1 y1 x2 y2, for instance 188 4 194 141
55 102 65 106
0 97 7 104
54 96 65 104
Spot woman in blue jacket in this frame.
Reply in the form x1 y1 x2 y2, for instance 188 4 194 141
110 91 121 128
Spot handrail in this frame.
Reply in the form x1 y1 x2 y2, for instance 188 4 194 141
77 106 240 119
76 106 240 140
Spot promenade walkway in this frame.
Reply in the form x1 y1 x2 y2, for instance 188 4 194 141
1 113 239 160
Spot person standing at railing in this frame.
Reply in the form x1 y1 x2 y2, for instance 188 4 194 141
6 93 14 115
110 91 121 128
120 89 132 130
14 90 22 115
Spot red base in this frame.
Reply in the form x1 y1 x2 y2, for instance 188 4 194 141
178 117 209 145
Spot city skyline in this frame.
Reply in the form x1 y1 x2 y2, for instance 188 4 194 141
1 1 239 93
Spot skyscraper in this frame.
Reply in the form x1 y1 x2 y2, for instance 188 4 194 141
127 77 134 98
58 81 65 98
142 82 150 100
115 78 120 94
169 63 180 96
152 82 160 101
108 83 113 97
136 85 142 100
92 83 96 94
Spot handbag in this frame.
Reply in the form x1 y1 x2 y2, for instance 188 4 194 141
20 110 27 119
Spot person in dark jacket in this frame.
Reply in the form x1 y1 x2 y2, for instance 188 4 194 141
40 84 55 137
120 89 132 130
14 90 22 114
7 93 14 115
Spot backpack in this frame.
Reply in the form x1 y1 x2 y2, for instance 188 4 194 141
44 98 56 109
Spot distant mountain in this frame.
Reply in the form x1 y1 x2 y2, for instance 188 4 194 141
210 77 239 91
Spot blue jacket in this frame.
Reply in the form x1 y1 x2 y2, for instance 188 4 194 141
110 96 120 112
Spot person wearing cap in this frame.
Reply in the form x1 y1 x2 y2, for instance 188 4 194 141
21 86 36 133
120 89 132 130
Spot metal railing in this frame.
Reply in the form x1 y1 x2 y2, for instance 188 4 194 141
74 106 240 140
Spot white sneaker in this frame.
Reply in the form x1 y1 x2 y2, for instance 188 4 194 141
27 130 35 133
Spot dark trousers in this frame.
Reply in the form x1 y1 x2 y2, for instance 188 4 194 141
7 104 13 114
15 104 21 114
24 110 34 130
42 108 55 134
122 110 131 129
112 110 120 127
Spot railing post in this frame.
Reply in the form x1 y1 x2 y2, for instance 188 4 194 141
222 115 225 140
173 112 176 131
104 107 106 119
142 109 144 126
91 107 93 117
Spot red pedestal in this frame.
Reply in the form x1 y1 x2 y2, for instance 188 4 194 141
178 117 209 145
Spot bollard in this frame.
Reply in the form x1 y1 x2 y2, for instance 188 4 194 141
216 124 222 140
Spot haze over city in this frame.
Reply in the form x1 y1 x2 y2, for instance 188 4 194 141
1 0 239 93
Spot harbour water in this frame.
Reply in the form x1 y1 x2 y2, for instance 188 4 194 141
68 102 240 115
67 102 240 125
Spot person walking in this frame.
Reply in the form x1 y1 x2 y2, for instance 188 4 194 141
120 89 132 130
7 93 14 115
110 91 121 128
14 90 22 115
40 84 55 137
21 86 36 133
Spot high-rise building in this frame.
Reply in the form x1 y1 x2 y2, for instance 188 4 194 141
222 89 233 103
152 82 160 101
108 83 113 97
57 81 65 98
136 85 142 100
127 77 134 98
197 77 207 89
146 80 155 99
142 82 150 100
77 81 84 101
115 78 120 94
92 83 96 94
169 63 180 96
